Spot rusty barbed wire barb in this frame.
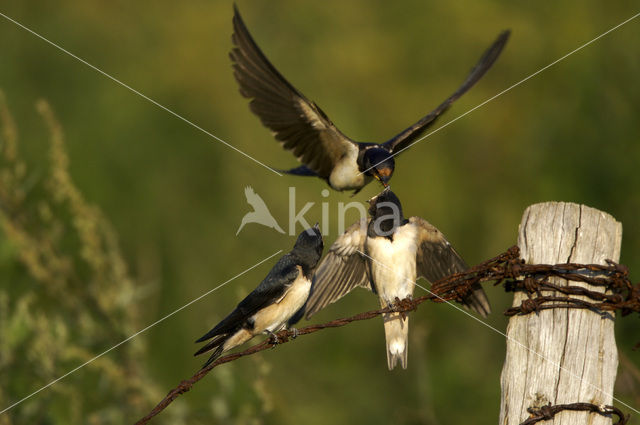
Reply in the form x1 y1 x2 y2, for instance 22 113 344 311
500 261 640 317
135 245 639 424
520 402 629 425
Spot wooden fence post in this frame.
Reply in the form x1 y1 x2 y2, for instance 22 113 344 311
499 202 622 424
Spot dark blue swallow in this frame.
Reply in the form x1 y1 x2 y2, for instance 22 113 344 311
231 6 509 194
195 225 323 368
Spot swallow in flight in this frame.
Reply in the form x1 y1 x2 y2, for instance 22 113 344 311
195 225 323 368
231 6 510 193
302 189 489 369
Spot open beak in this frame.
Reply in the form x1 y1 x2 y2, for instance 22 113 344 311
373 174 389 187
373 167 392 187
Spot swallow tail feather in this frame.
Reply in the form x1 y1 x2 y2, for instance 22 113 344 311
194 334 228 368
383 312 409 370
195 328 254 369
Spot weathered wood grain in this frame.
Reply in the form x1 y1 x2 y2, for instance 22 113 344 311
499 202 622 425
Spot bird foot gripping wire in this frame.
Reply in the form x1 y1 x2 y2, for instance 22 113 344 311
266 330 280 347
392 296 417 320
267 328 299 347
290 327 299 339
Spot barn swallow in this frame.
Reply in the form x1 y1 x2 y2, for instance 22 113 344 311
195 225 323 368
231 6 509 194
302 189 489 369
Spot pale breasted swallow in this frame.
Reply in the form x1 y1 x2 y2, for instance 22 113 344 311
303 189 489 369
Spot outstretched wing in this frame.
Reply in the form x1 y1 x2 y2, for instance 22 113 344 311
410 217 490 317
231 6 358 179
304 219 371 319
383 30 510 154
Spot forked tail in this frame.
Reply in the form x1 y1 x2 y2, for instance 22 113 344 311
382 312 409 370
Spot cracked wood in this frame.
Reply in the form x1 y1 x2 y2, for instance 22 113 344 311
499 202 622 425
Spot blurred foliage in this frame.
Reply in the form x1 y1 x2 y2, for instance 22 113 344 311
0 1 639 424
0 93 167 424
0 95 270 424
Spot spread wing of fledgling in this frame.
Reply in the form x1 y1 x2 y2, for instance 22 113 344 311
304 219 371 319
410 217 490 317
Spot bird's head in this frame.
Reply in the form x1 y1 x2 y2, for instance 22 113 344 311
292 223 324 272
367 188 406 238
363 148 395 187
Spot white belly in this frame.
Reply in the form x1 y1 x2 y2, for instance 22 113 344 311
328 151 372 191
251 273 311 334
365 224 418 305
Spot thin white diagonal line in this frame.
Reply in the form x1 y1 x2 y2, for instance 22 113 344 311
0 11 282 176
357 249 640 415
0 249 282 415
360 10 640 177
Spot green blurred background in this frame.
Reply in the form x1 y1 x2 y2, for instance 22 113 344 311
1 0 639 424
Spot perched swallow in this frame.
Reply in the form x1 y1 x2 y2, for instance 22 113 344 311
236 186 285 235
231 6 510 193
195 225 323 368
303 189 489 370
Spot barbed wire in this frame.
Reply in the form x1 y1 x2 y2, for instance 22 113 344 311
522 402 629 425
133 302 415 424
134 245 640 424
430 245 639 316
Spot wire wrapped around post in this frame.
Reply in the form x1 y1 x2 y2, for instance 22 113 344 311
500 202 622 425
